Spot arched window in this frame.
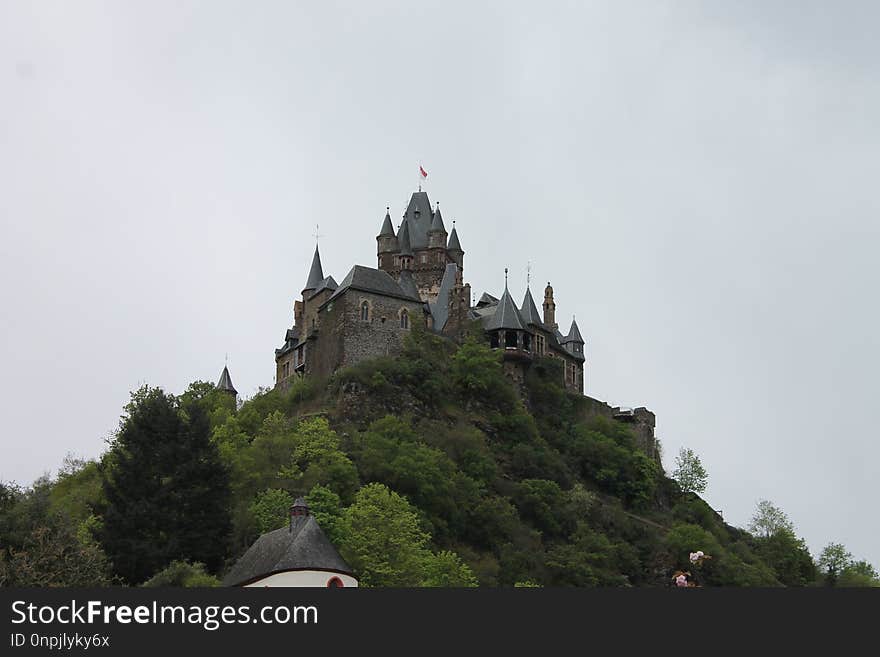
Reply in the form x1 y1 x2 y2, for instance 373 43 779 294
360 301 370 322
327 576 344 588
400 309 409 329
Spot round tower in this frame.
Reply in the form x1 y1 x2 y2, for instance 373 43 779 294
543 282 557 329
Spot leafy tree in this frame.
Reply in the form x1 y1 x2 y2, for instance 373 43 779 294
0 524 114 587
250 489 293 534
421 551 478 587
339 483 430 587
753 529 817 586
99 386 232 584
748 500 795 539
142 560 220 587
838 560 880 587
818 543 852 586
672 447 708 494
306 485 347 546
279 417 359 502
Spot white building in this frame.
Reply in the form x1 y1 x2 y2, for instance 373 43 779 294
223 498 358 587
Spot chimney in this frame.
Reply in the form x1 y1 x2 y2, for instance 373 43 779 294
289 497 310 531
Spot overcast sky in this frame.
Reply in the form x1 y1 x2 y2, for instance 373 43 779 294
2 1 878 568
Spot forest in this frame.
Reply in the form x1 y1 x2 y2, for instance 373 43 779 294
1 326 876 587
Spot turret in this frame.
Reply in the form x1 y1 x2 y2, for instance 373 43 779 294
447 221 464 270
543 282 557 329
376 207 398 271
561 316 585 359
428 203 448 249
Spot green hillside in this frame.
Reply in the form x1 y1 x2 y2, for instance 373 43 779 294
2 325 874 587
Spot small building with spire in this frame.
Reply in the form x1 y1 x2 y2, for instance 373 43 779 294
223 498 357 587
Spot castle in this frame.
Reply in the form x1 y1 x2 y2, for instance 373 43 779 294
273 188 587 394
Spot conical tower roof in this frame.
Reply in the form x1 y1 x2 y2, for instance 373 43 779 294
398 219 413 256
520 287 543 326
379 208 395 237
303 245 324 292
485 279 527 332
447 226 462 252
217 366 237 395
430 204 446 233
562 317 584 344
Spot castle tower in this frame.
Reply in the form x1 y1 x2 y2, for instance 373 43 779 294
376 207 397 271
543 282 557 329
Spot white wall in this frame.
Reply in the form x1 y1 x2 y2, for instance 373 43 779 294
245 570 359 588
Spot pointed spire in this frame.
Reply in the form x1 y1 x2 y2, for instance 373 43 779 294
485 272 527 332
398 219 413 256
520 287 543 326
564 316 585 344
303 245 324 292
217 365 237 395
430 203 446 233
447 224 462 252
379 207 394 237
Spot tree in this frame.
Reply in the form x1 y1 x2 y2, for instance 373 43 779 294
753 529 817 586
748 500 795 539
99 386 232 584
339 483 431 587
838 560 880 587
672 447 708 494
142 560 220 587
249 489 293 534
421 551 478 587
818 543 852 586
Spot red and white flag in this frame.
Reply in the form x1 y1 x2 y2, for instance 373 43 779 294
419 165 428 179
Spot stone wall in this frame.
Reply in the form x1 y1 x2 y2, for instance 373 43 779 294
339 290 424 369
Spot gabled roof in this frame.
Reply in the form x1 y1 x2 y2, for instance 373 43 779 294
222 515 354 586
520 287 543 326
397 219 413 256
378 209 395 237
475 292 498 308
398 269 420 300
216 366 237 394
430 205 446 233
447 227 463 252
562 317 584 344
303 245 324 292
326 265 421 305
307 275 338 300
484 285 527 332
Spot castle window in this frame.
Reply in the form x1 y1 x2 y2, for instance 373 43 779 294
505 331 517 348
421 254 427 264
490 332 500 348
361 301 370 322
522 333 531 352
400 309 409 329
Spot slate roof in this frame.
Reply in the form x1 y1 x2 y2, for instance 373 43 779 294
398 269 420 300
476 292 498 308
216 366 237 394
325 265 422 305
401 191 434 249
484 285 527 331
397 219 413 256
303 245 324 292
307 275 338 300
379 209 395 237
430 205 446 233
562 317 585 344
429 263 459 331
447 227 462 252
520 287 543 326
222 515 354 586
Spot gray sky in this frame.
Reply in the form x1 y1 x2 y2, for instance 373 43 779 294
2 1 878 568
